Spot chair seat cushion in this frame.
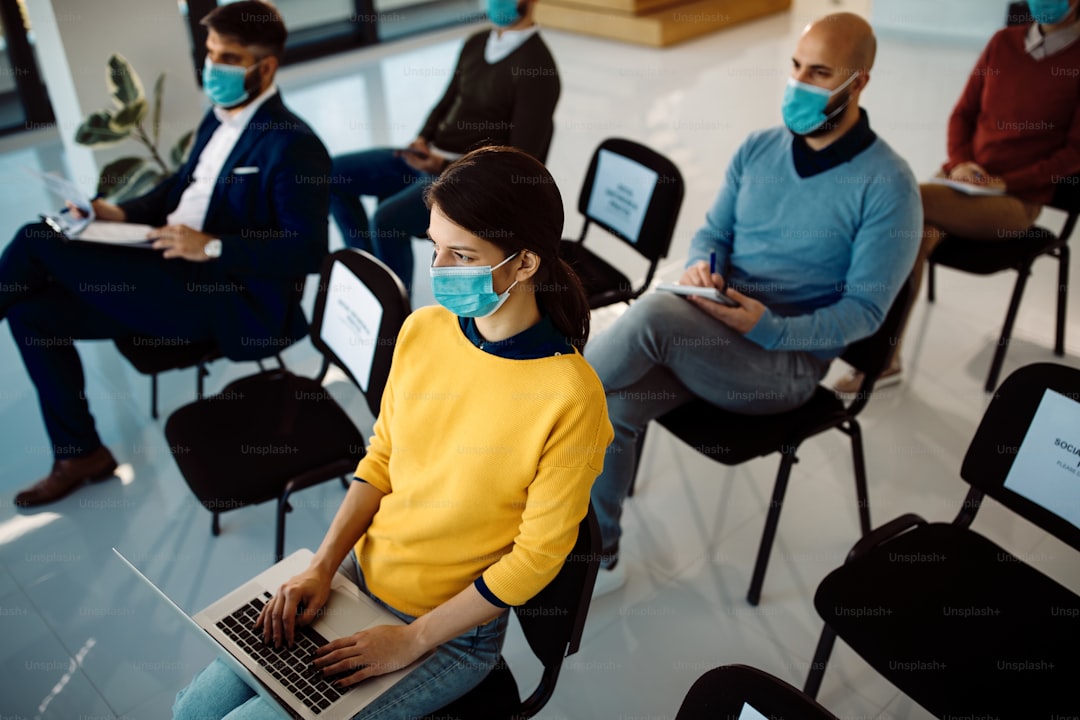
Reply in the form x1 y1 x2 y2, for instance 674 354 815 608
422 657 520 719
815 522 1080 717
655 388 846 464
930 226 1059 275
115 336 221 374
164 370 365 508
559 239 634 308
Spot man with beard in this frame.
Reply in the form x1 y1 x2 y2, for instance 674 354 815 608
586 13 922 595
1 1 330 507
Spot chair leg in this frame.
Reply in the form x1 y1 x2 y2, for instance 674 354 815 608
340 476 349 490
150 373 159 420
986 267 1031 393
196 361 209 400
803 623 838 698
1055 246 1069 356
747 450 797 606
211 512 220 536
848 421 871 536
927 260 936 303
276 492 290 562
627 428 648 498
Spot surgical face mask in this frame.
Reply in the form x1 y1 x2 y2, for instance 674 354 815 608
202 58 260 108
487 0 521 27
1028 0 1073 24
781 71 860 136
430 251 520 318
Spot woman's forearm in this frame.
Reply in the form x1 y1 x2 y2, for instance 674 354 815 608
310 480 384 576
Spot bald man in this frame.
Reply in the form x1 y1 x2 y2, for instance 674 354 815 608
587 13 922 596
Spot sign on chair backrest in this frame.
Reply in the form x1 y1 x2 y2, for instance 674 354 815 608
586 148 659 246
319 260 384 394
961 362 1080 553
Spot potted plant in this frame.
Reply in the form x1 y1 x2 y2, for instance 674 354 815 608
75 54 194 203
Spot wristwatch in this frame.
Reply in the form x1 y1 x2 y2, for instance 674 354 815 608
204 238 223 259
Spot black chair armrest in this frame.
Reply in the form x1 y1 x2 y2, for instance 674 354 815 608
845 513 927 562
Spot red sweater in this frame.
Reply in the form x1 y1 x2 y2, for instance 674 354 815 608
946 24 1080 205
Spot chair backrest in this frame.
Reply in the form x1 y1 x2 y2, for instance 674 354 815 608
309 249 410 416
513 505 601 715
960 362 1080 554
839 271 916 403
674 664 840 720
578 137 684 264
1007 1 1032 25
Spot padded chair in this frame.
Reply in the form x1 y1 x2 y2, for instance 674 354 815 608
803 362 1080 718
164 250 409 560
633 274 916 605
424 506 602 720
675 664 840 720
927 176 1078 392
559 138 684 308
113 336 222 419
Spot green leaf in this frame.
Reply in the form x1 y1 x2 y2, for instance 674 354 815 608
110 98 148 130
75 109 131 147
170 129 195 170
106 54 144 107
96 156 148 196
151 73 164 147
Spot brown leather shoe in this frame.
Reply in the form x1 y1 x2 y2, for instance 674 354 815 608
15 446 119 507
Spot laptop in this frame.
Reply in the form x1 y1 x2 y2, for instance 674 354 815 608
114 547 421 719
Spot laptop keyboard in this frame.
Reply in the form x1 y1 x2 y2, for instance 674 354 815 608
216 592 346 715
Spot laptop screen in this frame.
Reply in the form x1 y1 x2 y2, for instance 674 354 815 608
586 148 658 244
1002 387 1080 531
319 261 384 392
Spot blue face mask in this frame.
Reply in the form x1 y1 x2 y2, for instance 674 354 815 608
202 58 258 108
1028 0 1073 24
430 252 520 318
487 0 521 27
781 71 860 136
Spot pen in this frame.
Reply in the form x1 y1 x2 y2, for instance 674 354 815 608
709 250 716 275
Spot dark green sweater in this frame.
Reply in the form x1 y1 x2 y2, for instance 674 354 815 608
420 30 560 163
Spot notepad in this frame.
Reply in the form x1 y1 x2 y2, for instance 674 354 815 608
927 176 1005 196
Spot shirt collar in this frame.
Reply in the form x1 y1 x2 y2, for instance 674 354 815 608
459 313 574 359
484 26 538 64
212 84 278 127
791 108 877 179
1025 18 1080 58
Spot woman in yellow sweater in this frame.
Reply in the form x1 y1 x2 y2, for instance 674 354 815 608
173 146 613 719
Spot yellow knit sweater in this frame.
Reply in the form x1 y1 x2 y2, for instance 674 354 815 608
353 306 613 616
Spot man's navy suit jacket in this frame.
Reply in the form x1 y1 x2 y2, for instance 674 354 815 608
120 92 331 361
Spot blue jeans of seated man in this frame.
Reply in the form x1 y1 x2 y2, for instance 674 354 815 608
172 551 509 720
584 292 832 564
329 149 438 294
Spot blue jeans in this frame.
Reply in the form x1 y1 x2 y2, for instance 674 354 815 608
584 292 831 562
172 552 508 719
329 149 437 293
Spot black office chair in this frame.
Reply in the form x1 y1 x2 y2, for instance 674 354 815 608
115 274 304 419
164 250 409 560
927 175 1078 392
804 362 1080 718
114 336 222 419
560 138 684 308
676 664 840 720
633 274 916 605
424 506 602 720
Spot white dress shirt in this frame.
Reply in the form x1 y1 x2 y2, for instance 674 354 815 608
1025 18 1080 59
166 84 279 231
484 25 538 64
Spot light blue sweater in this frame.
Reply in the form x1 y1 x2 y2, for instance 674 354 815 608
688 126 922 359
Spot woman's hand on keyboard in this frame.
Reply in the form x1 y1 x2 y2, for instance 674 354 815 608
256 568 333 649
312 625 425 688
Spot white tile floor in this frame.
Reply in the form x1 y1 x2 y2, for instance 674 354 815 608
2 1 1079 717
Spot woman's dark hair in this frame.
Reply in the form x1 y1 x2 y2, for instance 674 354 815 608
426 146 592 350
201 1 287 59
